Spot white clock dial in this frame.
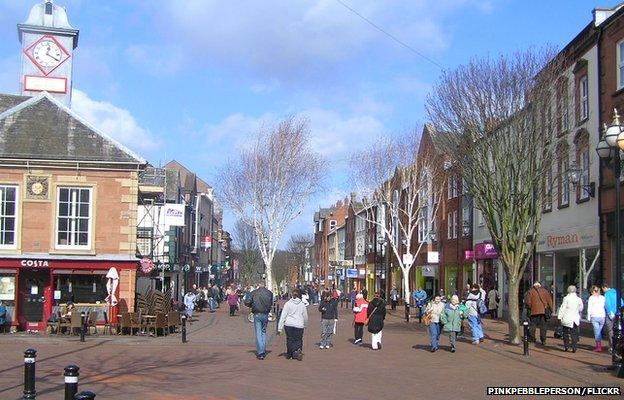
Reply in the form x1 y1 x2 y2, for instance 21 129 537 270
33 39 62 68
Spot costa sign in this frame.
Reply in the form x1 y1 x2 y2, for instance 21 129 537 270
21 259 50 267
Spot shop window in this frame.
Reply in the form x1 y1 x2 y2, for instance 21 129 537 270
55 274 107 304
56 187 92 249
0 185 17 248
0 274 16 303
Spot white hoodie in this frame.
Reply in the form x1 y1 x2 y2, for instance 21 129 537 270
278 297 309 331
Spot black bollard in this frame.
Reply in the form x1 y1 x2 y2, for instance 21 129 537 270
80 313 86 342
23 348 36 400
74 391 96 400
64 365 79 400
181 315 187 343
405 303 410 323
275 304 281 335
523 320 529 356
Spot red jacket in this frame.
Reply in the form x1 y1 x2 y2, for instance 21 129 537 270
353 298 369 324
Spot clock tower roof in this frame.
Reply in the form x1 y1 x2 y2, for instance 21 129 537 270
18 1 78 49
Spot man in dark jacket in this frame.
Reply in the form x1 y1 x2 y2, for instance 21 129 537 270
318 290 339 349
367 292 386 350
524 281 553 345
248 281 273 359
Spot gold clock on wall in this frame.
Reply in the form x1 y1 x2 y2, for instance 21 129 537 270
25 175 50 201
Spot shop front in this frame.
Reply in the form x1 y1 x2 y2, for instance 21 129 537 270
0 258 137 331
537 225 599 309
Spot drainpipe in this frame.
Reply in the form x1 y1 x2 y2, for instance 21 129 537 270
596 24 605 282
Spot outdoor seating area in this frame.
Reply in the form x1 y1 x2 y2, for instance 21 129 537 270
43 288 180 338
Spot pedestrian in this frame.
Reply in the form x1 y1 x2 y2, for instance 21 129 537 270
247 281 274 360
440 295 463 353
602 283 621 354
587 285 606 352
301 290 310 306
462 284 471 301
465 283 485 345
413 287 427 323
352 293 368 345
487 285 500 319
361 287 368 301
524 281 553 345
319 290 338 349
424 295 445 352
278 288 309 361
557 285 583 353
183 290 196 319
390 286 399 310
227 288 239 316
367 292 386 351
349 285 357 306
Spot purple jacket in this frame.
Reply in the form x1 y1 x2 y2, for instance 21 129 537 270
227 293 239 306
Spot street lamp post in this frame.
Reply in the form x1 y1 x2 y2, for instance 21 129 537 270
596 110 624 377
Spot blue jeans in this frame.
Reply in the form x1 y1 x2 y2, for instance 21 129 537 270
591 317 605 341
254 313 269 355
468 315 484 342
428 322 441 349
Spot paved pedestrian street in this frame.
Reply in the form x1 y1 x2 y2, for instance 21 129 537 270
0 304 621 400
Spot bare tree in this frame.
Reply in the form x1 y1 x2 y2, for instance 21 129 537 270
350 129 445 302
426 49 562 344
217 117 325 291
287 233 314 283
232 219 261 286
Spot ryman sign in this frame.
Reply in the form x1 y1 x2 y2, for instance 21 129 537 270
537 225 598 252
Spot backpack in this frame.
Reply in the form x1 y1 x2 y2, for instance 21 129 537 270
243 292 253 307
477 293 488 315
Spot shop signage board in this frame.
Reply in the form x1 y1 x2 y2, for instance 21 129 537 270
346 268 359 278
427 251 439 264
164 204 186 226
474 242 498 259
537 225 598 252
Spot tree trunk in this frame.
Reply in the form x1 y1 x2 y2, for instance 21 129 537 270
402 267 411 305
265 263 274 293
507 278 522 344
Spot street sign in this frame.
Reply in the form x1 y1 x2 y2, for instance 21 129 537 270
335 268 343 276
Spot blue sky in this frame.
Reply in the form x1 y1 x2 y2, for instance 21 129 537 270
0 0 618 246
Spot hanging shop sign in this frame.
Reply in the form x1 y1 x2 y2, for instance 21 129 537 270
474 242 498 259
164 204 186 226
427 251 439 264
346 268 359 278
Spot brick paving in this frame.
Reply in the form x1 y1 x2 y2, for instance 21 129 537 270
0 303 622 399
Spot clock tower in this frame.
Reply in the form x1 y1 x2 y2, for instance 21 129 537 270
17 0 79 106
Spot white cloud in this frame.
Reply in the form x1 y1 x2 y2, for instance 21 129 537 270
129 0 494 82
71 89 160 154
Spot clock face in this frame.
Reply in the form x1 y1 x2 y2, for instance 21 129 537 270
31 182 44 195
33 40 62 68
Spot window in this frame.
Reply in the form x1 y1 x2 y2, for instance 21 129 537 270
57 187 92 248
575 131 591 202
137 227 153 257
447 212 453 239
447 176 454 199
619 40 624 90
557 150 569 208
418 206 428 243
329 220 337 230
0 186 17 248
477 208 485 226
543 166 553 212
579 75 589 121
452 210 458 239
56 274 107 304
579 147 590 201
556 77 569 135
